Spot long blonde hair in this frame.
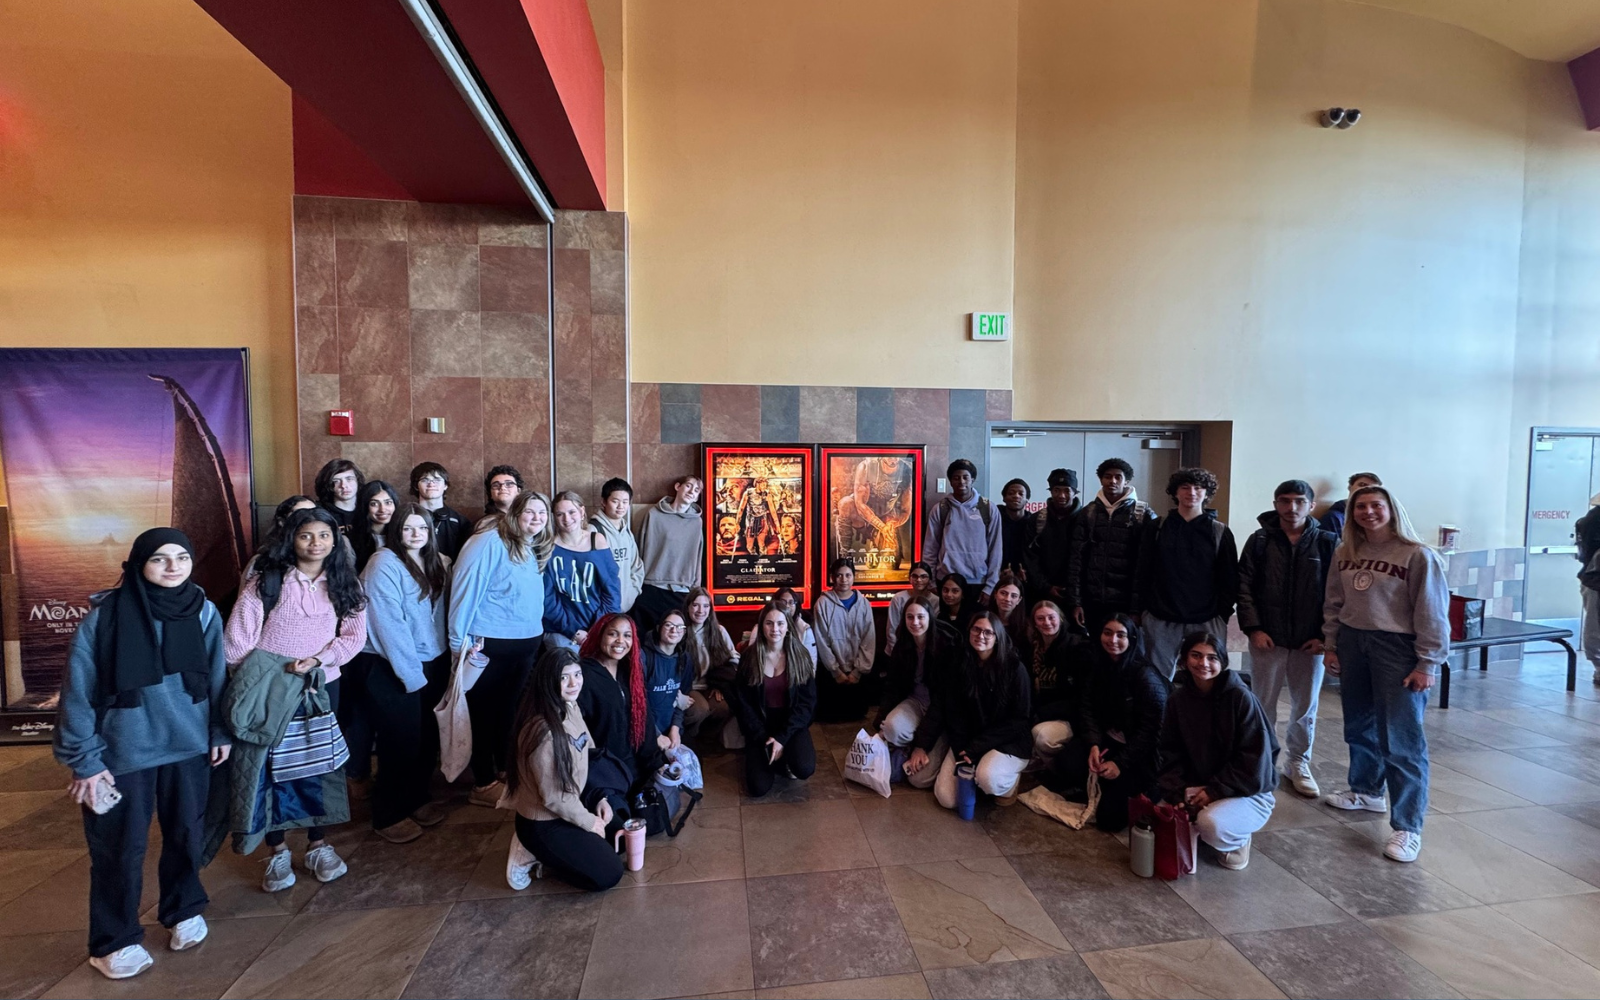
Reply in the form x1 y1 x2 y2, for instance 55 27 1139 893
741 602 815 687
1339 485 1427 560
495 490 556 569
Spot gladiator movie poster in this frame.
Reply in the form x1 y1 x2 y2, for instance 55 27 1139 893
703 445 814 608
819 446 925 605
0 349 253 722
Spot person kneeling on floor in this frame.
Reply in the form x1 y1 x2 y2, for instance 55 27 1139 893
1155 631 1276 871
933 611 1033 809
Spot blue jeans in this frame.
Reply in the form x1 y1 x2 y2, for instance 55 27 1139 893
1337 625 1429 832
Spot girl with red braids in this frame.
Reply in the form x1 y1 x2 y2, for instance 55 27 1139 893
574 614 667 832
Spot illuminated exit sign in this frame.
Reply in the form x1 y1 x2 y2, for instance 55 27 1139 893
970 312 1010 341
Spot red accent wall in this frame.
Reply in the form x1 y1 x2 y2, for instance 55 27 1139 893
292 95 413 201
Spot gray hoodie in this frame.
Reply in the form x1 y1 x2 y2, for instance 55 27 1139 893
1323 537 1450 674
590 513 645 610
812 590 876 679
637 498 704 591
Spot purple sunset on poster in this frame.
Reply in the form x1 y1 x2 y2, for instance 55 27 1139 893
0 348 252 709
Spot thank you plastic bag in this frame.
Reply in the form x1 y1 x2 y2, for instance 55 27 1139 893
844 728 893 798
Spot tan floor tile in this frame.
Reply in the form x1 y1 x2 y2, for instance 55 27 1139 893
0 848 83 907
1493 893 1600 968
1168 850 1347 935
1430 748 1600 805
747 868 918 990
0 929 84 999
922 952 1109 999
580 879 753 999
458 823 583 900
1402 814 1595 904
624 806 744 887
1081 937 1286 999
1455 806 1600 885
44 914 291 999
223 905 447 999
741 799 875 878
882 857 1069 970
852 790 1001 866
1425 763 1534 814
1258 791 1339 831
756 972 931 999
1369 905 1600 999
404 894 604 999
0 790 64 830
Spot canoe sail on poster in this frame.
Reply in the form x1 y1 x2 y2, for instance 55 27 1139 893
0 349 253 715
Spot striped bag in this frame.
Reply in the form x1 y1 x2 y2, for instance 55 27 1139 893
269 702 351 784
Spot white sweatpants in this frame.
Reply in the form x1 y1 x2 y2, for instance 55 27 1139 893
880 698 945 790
1193 791 1275 852
934 749 1029 809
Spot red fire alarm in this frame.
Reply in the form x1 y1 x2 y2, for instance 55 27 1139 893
328 410 354 436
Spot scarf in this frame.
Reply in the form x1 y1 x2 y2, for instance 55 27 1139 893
96 527 209 709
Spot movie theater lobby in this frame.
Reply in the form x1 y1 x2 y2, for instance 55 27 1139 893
5 0 1600 998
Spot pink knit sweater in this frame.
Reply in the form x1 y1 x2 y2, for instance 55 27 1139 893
223 568 368 681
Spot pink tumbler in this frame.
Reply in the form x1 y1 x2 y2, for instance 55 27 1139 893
613 818 647 871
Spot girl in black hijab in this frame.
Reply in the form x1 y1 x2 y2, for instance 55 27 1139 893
54 528 230 980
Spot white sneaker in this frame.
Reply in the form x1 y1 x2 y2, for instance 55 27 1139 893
1384 830 1422 863
89 943 153 980
1323 789 1386 813
262 848 296 892
168 915 207 951
1219 837 1251 871
1287 761 1321 799
303 843 348 883
469 781 506 809
506 836 540 890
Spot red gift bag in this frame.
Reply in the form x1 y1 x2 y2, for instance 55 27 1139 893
1127 795 1198 880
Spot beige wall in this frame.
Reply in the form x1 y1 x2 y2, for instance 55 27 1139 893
623 0 1017 390
0 0 297 501
1014 0 1545 548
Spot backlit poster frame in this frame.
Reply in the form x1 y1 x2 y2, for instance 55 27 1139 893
702 444 815 609
817 444 925 606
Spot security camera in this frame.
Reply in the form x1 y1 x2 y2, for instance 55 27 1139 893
1338 108 1361 129
1320 107 1345 128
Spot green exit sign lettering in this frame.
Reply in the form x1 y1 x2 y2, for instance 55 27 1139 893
971 312 1010 341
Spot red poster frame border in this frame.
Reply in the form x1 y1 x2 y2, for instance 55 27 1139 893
701 444 816 609
816 444 926 608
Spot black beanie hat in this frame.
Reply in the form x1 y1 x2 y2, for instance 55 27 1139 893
1047 468 1079 491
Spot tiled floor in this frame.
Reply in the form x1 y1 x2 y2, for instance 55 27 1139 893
4 652 1600 999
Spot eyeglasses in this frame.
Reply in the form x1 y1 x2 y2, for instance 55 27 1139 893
969 628 997 638
661 622 686 631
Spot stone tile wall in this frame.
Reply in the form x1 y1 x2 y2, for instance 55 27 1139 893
1445 547 1528 664
629 383 1012 504
293 196 625 513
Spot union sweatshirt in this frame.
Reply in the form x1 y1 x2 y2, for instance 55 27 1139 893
637 499 704 591
1322 537 1450 674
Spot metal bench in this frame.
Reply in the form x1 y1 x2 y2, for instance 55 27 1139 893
1441 617 1577 709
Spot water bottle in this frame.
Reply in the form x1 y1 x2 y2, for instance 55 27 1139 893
955 764 978 821
1130 821 1156 878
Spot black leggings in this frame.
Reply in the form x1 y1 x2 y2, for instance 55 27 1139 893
1052 737 1146 833
335 652 382 781
743 710 817 798
514 814 623 891
467 636 541 787
362 653 450 829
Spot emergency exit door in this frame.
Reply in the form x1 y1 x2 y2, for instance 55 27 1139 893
1525 430 1600 634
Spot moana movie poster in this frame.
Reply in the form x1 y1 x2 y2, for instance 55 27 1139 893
0 349 253 718
703 445 813 608
819 446 925 605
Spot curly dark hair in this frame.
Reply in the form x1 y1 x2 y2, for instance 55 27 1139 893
253 507 366 624
1166 466 1219 501
1096 458 1134 481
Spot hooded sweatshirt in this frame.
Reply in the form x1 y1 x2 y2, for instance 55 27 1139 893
637 499 704 591
925 492 1004 593
590 513 644 610
1322 537 1449 674
1156 667 1276 803
811 589 876 679
642 637 694 734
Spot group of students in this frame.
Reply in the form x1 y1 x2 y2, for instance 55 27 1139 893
51 453 1448 980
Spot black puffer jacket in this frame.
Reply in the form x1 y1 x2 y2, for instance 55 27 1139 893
1235 511 1337 648
1066 496 1156 610
1156 667 1276 803
1023 501 1081 603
